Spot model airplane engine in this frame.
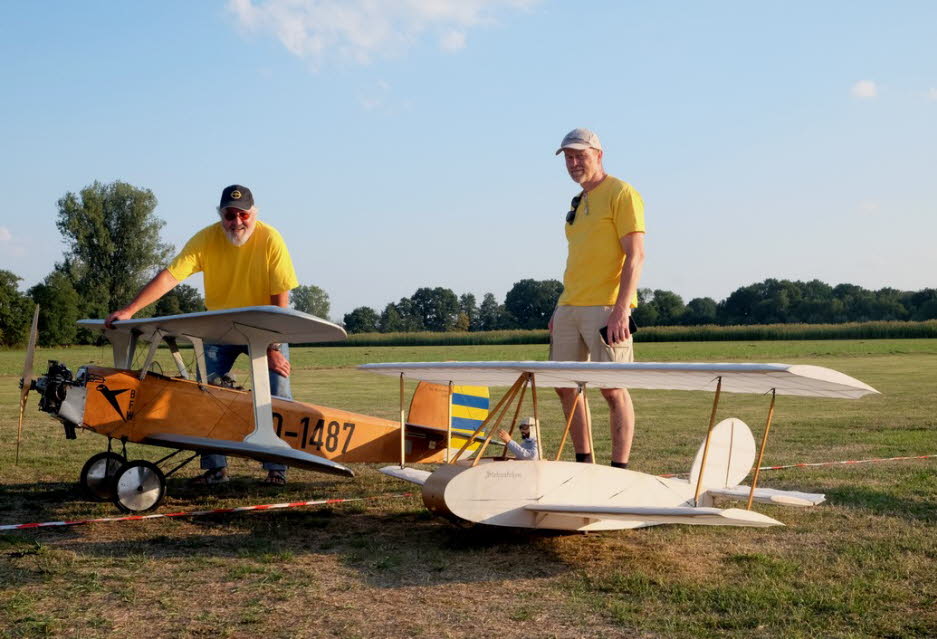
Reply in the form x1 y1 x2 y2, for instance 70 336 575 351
30 360 82 439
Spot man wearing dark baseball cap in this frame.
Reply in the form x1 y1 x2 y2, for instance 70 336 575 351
549 128 646 470
105 184 299 485
219 184 255 209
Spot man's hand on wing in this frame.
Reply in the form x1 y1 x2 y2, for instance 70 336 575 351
104 309 134 329
267 349 291 377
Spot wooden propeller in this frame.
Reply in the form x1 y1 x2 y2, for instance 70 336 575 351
16 305 40 465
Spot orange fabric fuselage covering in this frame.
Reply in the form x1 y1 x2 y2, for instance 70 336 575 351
79 366 450 464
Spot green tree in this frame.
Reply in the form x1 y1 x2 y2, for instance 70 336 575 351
682 297 718 325
56 180 173 324
908 289 937 321
290 284 330 318
504 279 563 330
478 292 506 331
28 271 80 345
379 302 403 333
0 270 31 346
411 287 459 332
154 283 205 316
649 289 685 326
631 288 659 326
379 299 424 332
459 293 480 331
344 306 379 333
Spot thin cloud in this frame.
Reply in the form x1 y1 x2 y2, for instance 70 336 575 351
358 80 391 111
858 200 880 217
928 88 937 102
439 30 467 52
851 80 877 99
0 227 11 242
227 0 537 66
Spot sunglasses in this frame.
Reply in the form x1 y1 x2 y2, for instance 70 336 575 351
566 192 583 225
222 209 252 221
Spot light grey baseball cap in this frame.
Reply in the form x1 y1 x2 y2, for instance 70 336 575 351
555 128 602 155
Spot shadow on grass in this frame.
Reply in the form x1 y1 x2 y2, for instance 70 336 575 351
1 480 577 589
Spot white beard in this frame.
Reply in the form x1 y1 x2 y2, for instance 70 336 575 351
224 225 255 247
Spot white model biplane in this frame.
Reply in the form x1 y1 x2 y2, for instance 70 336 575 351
362 361 879 531
17 307 490 513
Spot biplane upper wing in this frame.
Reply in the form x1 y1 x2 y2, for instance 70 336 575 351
525 504 783 527
358 361 879 399
78 306 346 348
144 433 354 477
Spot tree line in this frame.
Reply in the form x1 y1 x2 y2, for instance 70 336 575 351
1 179 935 346
341 279 937 334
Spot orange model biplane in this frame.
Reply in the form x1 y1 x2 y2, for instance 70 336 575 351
17 307 489 513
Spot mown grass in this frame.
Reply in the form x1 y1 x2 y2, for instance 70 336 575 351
0 339 935 638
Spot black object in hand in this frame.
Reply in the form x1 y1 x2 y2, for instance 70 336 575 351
600 317 638 345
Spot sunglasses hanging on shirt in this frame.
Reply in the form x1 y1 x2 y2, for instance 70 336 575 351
566 191 585 225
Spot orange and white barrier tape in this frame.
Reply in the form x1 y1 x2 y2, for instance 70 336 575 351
0 492 414 532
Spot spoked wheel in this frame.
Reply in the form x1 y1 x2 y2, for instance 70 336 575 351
79 451 126 501
112 460 166 513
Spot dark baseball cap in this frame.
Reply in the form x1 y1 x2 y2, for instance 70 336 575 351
219 184 254 211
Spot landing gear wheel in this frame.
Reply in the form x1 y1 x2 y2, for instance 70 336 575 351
112 460 166 513
79 451 126 501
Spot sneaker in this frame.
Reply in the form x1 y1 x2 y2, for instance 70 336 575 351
189 467 229 485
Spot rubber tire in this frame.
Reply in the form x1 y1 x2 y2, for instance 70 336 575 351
79 451 126 501
112 460 166 513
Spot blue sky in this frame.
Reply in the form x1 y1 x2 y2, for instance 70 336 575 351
2 1 935 321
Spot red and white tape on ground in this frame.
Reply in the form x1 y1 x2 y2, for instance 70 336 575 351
3 454 935 532
656 453 936 478
754 454 937 471
0 492 414 532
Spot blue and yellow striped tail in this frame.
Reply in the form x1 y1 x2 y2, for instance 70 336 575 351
407 382 490 450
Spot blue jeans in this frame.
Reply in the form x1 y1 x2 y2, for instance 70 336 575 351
201 343 291 473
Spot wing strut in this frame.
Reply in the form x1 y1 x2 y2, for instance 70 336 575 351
694 376 723 505
555 384 584 461
747 388 777 509
234 323 290 451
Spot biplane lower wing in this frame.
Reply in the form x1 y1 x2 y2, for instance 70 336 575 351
525 504 783 527
144 433 355 477
378 466 431 485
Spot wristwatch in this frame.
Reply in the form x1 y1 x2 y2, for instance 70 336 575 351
268 343 282 352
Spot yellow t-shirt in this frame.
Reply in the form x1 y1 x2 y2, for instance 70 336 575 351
558 176 645 307
167 221 299 310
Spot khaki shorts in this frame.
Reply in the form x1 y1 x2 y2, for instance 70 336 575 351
549 305 634 363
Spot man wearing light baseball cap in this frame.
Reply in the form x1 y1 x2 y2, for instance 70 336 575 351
549 128 646 470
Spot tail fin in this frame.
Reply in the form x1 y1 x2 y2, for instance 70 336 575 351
408 381 490 435
688 417 756 490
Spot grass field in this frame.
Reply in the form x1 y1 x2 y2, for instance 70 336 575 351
1 340 936 638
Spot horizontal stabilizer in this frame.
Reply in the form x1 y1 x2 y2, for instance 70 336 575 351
707 486 825 507
379 465 432 486
405 422 488 444
144 433 354 478
525 504 783 528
